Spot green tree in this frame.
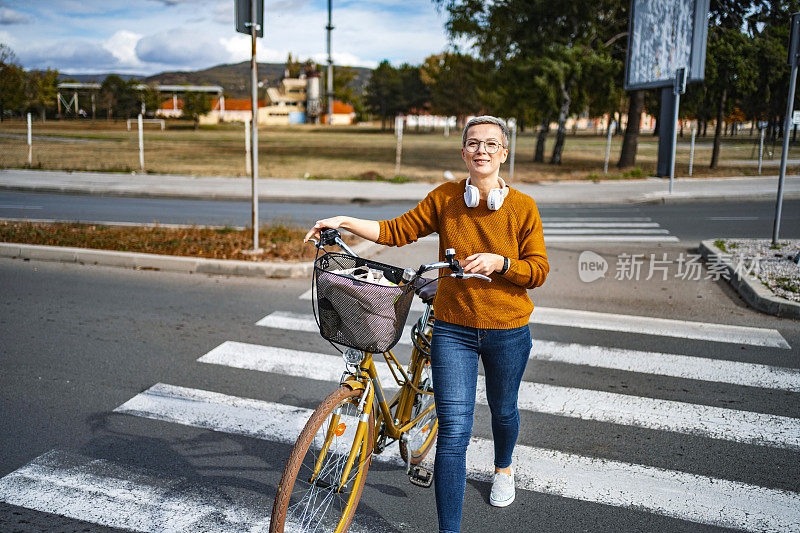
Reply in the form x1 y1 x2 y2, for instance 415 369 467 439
397 63 430 119
420 53 485 125
0 44 25 121
364 60 402 130
706 9 757 167
100 75 140 118
285 53 303 78
744 1 800 142
139 83 162 117
182 92 212 130
23 69 59 121
434 0 628 164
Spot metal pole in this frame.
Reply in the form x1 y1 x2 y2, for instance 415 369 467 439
250 0 260 251
509 118 517 181
669 90 681 193
395 116 403 176
773 61 797 244
326 0 334 126
138 114 144 171
245 118 251 175
27 112 32 166
688 126 696 176
91 92 95 122
444 118 449 137
603 119 615 174
758 126 765 175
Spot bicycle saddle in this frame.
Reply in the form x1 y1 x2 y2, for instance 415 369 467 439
414 278 438 305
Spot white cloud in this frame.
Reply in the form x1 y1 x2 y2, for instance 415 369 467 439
18 39 121 72
135 28 232 69
103 30 144 69
310 51 376 69
6 0 451 74
0 29 16 48
0 7 31 24
212 1 232 24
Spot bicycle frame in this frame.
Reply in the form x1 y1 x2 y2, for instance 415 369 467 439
309 302 436 491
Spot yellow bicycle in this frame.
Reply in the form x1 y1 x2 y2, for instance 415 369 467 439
269 229 490 533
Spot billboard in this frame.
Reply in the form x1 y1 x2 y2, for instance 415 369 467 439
625 0 709 90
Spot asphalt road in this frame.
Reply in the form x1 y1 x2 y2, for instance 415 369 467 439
1 190 799 245
1 239 798 532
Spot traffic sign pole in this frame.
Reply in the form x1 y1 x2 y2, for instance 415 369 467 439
236 0 263 252
669 68 687 194
773 13 800 244
248 0 261 252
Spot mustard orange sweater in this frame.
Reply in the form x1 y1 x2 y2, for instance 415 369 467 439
377 179 549 329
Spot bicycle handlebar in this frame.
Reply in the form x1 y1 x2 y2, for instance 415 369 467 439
309 228 492 284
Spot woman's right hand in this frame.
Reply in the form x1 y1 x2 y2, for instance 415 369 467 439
304 216 347 243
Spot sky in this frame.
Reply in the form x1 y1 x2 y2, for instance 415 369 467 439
0 0 454 75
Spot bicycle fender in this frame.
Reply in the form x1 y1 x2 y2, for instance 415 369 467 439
341 379 366 391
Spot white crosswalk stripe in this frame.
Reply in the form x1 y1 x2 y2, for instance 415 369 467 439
263 307 792 349
0 448 380 533
532 339 800 391
0 450 271 533
416 218 681 242
2 287 797 531
198 341 800 449
4 381 799 532
112 384 800 531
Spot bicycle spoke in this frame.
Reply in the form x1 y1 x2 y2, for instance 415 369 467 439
282 395 373 532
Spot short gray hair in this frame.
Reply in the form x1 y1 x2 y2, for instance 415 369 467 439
462 115 510 147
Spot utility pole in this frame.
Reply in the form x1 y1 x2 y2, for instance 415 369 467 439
326 0 334 126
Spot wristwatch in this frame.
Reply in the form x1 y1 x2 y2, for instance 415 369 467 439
499 256 510 275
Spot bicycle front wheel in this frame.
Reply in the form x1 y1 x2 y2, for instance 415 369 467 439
270 386 374 533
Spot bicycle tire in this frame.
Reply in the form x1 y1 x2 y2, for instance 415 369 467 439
270 386 374 533
398 360 438 465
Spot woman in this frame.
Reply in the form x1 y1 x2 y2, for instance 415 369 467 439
304 115 549 533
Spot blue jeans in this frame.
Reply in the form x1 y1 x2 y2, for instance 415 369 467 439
429 320 532 533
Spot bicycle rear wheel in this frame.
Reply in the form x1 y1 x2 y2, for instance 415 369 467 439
270 386 374 533
398 361 438 465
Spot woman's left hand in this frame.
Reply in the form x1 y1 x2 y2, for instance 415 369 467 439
462 253 505 275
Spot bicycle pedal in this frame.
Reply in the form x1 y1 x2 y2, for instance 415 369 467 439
408 465 433 488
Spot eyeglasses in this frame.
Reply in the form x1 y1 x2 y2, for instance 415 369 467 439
464 139 504 154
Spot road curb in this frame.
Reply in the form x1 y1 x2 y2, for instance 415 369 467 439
0 184 418 205
633 192 800 204
698 239 800 319
0 240 381 279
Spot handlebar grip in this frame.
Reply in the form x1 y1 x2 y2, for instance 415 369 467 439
320 228 341 246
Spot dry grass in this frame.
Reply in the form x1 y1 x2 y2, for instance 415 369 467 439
0 220 355 261
1 118 798 182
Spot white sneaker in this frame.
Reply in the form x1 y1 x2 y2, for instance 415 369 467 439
489 466 515 507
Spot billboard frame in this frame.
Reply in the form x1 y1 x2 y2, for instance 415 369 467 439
624 0 709 91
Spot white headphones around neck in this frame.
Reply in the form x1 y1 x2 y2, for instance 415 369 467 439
464 177 509 210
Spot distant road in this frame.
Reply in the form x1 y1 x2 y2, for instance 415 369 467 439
1 191 798 244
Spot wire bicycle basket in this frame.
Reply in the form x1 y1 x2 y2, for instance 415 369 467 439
313 252 416 353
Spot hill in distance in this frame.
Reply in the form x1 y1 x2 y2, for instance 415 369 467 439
60 61 372 99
